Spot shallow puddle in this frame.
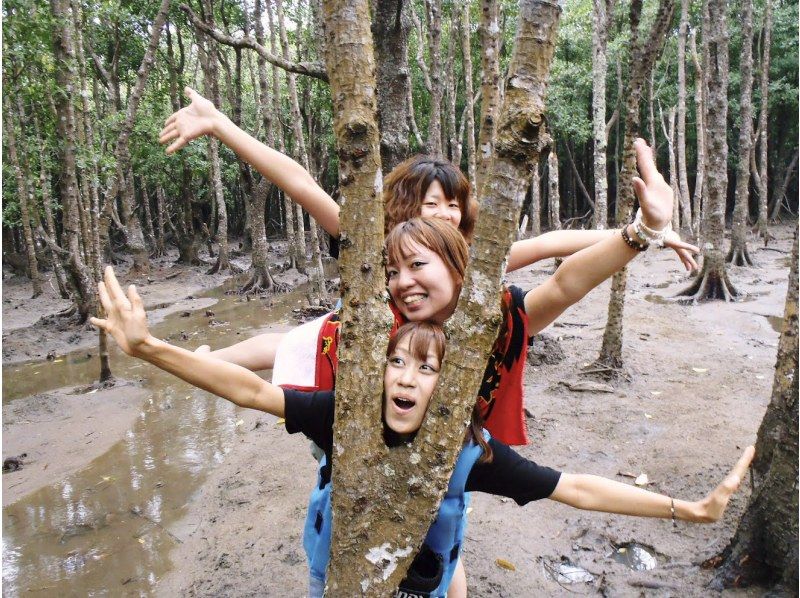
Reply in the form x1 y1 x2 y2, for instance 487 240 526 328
543 557 595 584
765 315 784 333
610 542 658 571
2 282 313 596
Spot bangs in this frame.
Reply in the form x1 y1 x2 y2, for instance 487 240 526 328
388 322 446 364
385 221 429 267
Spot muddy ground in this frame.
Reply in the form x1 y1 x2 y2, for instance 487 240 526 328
2 228 795 596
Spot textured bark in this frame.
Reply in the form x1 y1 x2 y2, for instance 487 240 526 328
372 0 412 172
726 0 755 267
690 28 706 242
113 0 171 273
676 0 692 235
424 0 444 156
460 0 477 190
770 150 798 221
4 98 43 297
476 0 502 187
324 1 560 593
154 185 167 257
755 0 772 241
547 148 561 231
591 0 612 229
598 0 675 368
711 232 798 591
679 0 738 302
660 104 680 229
49 0 96 321
445 9 459 164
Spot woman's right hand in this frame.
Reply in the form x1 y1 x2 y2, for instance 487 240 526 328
159 87 224 154
90 266 153 357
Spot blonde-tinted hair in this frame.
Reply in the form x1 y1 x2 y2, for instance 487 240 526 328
384 218 469 284
383 155 476 242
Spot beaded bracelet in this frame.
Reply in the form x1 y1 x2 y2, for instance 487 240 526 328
621 224 648 252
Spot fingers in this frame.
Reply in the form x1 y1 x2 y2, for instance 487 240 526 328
730 446 756 484
89 316 107 331
104 266 132 310
195 345 211 354
159 122 177 144
184 85 196 99
634 138 660 185
97 281 112 313
632 176 646 202
128 284 144 313
166 138 187 155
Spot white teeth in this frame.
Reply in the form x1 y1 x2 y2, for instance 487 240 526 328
403 294 426 305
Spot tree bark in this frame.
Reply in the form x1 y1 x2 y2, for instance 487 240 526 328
371 0 412 172
324 1 560 593
726 0 755 266
660 104 680 229
424 0 444 156
769 150 798 221
529 162 541 235
548 148 561 231
676 0 692 235
679 0 738 301
476 0 502 188
711 232 798 591
591 0 613 229
755 0 772 241
597 0 675 369
460 0 477 191
690 28 706 242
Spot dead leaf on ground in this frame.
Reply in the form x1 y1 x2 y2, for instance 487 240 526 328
495 558 516 571
561 380 615 393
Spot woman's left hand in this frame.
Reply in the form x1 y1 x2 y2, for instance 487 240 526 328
691 446 755 522
663 230 700 272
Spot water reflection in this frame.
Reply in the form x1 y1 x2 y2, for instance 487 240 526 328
3 283 312 595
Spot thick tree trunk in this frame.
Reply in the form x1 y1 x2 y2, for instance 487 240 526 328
324 1 560 593
680 0 738 301
460 0 477 190
727 0 755 267
676 0 692 235
4 99 43 297
476 0 502 188
755 0 772 241
372 0 412 172
711 233 798 591
597 0 675 369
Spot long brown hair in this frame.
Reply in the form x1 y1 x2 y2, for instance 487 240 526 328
383 155 476 242
384 218 469 285
387 321 493 462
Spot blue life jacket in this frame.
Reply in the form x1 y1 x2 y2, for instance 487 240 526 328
303 430 490 596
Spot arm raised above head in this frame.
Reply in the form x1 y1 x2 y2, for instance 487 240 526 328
549 446 754 523
90 266 285 417
159 87 341 237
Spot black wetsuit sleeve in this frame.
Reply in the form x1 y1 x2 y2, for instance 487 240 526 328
465 438 562 505
283 389 335 456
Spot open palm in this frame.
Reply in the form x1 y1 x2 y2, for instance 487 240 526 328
159 87 220 154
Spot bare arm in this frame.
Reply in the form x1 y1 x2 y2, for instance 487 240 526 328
523 139 690 335
90 267 285 416
549 446 754 523
196 332 285 372
159 87 340 237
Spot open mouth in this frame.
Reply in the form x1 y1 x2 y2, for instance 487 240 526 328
402 294 426 306
392 397 416 412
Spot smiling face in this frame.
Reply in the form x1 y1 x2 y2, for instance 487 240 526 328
419 180 463 229
387 240 460 324
383 326 444 436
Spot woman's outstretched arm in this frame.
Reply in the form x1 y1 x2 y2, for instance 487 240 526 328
549 446 754 522
90 266 286 416
159 87 341 237
194 332 285 372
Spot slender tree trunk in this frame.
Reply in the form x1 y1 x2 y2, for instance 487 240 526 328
597 0 675 369
476 0 501 188
591 0 612 229
460 0 477 191
530 163 541 235
424 0 444 156
711 232 798 591
198 0 231 274
690 28 706 243
769 150 798 220
660 104 680 229
275 0 326 300
4 98 43 297
445 9 460 164
154 184 167 257
727 0 755 266
680 0 737 301
548 148 561 231
372 0 412 172
676 0 692 235
755 0 772 241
